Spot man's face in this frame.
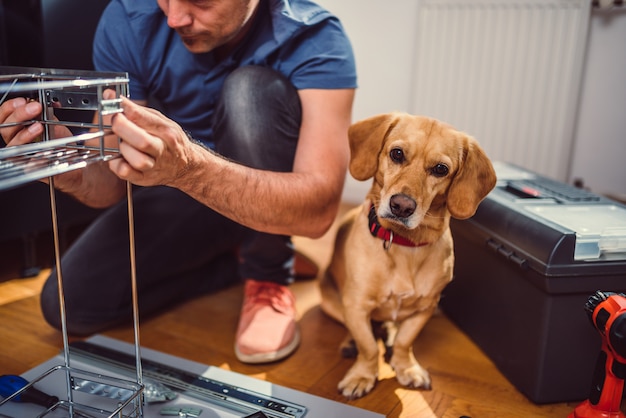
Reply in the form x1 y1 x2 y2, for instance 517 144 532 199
157 0 259 54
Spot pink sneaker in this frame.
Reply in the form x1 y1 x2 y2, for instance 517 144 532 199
235 280 300 364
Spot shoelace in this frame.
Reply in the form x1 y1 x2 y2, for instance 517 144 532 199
244 282 293 314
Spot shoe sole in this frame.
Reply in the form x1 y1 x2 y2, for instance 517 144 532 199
235 328 301 364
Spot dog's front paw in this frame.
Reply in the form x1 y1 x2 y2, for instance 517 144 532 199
395 363 432 390
338 366 377 399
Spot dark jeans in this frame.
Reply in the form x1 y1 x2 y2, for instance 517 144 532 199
40 66 303 335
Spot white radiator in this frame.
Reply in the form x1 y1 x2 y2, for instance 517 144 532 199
411 0 591 181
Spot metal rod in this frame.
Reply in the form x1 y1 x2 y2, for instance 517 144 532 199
0 118 113 131
0 77 129 95
97 85 106 157
126 180 144 414
0 78 17 105
47 176 75 413
0 131 106 158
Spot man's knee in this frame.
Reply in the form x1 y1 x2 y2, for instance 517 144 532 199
39 272 117 336
214 66 302 172
221 66 299 106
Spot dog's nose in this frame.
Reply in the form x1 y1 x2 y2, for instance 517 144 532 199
390 194 416 218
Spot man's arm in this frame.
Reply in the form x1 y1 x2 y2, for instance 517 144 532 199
107 89 355 238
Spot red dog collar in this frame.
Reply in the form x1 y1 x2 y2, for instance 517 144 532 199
368 205 429 249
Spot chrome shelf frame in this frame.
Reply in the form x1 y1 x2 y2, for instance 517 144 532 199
0 67 144 418
0 67 129 192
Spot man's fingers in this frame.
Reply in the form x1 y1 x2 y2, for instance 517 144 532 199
110 110 164 179
102 89 116 101
113 112 163 153
0 98 44 145
8 122 43 146
0 97 26 121
108 157 140 181
119 140 156 171
118 96 177 137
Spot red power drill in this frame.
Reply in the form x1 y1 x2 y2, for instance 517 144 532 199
570 291 626 418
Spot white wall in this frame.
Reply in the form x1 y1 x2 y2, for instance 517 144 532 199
570 8 626 199
317 1 626 203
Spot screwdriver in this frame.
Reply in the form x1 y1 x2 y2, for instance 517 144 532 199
0 374 58 408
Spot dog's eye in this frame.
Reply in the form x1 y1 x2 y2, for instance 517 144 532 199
430 163 449 177
390 148 405 164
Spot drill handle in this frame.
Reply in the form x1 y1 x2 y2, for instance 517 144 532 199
588 347 625 412
589 350 608 406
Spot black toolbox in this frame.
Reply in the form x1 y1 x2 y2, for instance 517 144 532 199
441 162 626 404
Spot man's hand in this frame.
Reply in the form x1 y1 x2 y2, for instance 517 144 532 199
0 98 70 146
106 92 199 187
0 98 44 146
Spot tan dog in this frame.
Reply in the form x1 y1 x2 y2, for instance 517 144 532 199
320 112 496 399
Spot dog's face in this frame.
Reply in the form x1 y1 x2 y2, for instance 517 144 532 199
349 113 496 231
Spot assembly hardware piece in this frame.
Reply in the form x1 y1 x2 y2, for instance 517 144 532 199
159 406 203 417
71 377 137 402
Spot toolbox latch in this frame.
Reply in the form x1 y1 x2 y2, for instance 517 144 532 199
487 238 529 270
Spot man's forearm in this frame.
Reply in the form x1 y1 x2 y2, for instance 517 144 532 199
173 145 341 238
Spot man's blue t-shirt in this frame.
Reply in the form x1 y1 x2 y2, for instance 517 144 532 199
93 0 357 148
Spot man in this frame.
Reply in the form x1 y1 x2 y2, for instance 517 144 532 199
0 0 356 364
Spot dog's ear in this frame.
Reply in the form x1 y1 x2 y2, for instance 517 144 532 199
447 135 497 219
348 113 400 180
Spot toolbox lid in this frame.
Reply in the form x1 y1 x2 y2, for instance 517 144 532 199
524 205 626 260
468 162 626 277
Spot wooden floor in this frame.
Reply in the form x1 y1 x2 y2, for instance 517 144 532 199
0 203 581 417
